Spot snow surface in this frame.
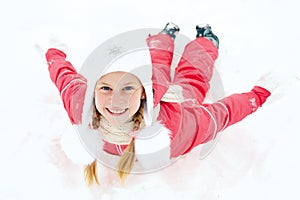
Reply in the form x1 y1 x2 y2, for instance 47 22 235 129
1 0 300 199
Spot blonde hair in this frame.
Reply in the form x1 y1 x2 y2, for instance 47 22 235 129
84 99 145 186
84 159 100 186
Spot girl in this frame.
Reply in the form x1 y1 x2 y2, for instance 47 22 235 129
45 22 271 185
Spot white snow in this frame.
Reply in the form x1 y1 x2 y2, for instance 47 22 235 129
1 0 300 199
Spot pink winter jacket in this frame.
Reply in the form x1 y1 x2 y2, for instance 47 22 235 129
46 35 271 159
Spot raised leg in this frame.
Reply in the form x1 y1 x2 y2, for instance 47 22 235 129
173 36 219 104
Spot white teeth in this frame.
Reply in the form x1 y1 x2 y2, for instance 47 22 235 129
108 109 127 114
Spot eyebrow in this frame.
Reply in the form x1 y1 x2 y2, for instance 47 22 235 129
96 82 112 86
122 82 140 86
96 81 140 86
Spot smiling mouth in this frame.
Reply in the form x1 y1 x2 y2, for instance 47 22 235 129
106 108 128 115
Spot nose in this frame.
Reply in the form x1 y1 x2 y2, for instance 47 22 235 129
110 91 126 107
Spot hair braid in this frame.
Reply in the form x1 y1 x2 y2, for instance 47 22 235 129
92 102 101 129
132 99 145 131
117 99 145 183
84 159 100 186
84 101 101 186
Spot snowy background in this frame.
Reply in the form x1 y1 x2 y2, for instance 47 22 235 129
1 0 300 199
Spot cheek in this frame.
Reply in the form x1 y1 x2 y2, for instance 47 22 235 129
128 92 142 112
94 93 106 111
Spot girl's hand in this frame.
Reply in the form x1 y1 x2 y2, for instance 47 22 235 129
255 72 279 93
34 36 68 58
255 70 291 93
255 70 292 105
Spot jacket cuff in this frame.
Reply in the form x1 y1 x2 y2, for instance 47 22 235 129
46 48 67 62
252 86 271 105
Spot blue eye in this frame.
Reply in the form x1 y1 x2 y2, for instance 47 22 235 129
123 86 134 91
101 86 112 91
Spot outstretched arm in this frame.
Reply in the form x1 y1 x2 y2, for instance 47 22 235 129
203 86 271 137
157 86 271 157
46 48 87 124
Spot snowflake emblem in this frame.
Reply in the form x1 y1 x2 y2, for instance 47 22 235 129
250 98 258 111
108 45 123 57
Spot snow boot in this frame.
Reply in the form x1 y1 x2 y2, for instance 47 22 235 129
160 22 180 39
196 24 219 49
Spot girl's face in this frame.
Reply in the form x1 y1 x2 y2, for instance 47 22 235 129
94 71 145 126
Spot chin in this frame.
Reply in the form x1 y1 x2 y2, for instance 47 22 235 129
107 116 131 126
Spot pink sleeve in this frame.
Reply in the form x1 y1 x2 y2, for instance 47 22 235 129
158 86 271 157
206 86 271 130
46 48 87 124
